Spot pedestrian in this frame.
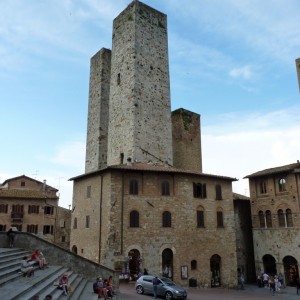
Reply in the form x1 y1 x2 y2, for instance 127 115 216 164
44 295 52 300
297 278 300 295
269 276 275 296
278 272 284 287
58 272 69 296
263 272 269 288
257 273 262 288
239 273 245 290
152 276 159 299
6 227 17 248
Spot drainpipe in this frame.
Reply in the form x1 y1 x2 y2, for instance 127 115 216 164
98 175 103 264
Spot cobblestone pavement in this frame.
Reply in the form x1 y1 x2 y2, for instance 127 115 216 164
118 283 300 300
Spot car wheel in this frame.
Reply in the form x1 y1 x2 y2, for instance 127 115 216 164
136 285 144 294
165 291 173 300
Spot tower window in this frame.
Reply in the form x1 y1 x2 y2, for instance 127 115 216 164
129 179 138 195
161 181 170 196
117 73 121 85
193 183 207 198
278 178 286 192
215 184 222 200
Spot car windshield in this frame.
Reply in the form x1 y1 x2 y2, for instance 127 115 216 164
160 277 175 286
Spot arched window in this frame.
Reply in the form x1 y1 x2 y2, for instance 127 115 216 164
278 178 286 192
161 181 170 196
286 209 293 227
258 211 265 228
129 179 138 195
215 184 222 200
197 207 205 227
266 210 272 228
162 211 171 227
217 209 224 228
278 209 285 227
191 260 197 270
73 217 77 229
130 210 139 227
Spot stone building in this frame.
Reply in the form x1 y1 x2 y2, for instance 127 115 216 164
70 0 242 288
0 175 71 250
244 161 300 286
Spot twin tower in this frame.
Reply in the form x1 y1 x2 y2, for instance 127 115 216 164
85 1 202 174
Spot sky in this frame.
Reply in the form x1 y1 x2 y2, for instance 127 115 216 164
1 0 300 208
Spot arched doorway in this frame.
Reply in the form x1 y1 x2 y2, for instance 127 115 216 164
71 245 77 254
210 254 221 287
128 249 141 281
162 248 173 279
262 254 276 275
283 256 299 286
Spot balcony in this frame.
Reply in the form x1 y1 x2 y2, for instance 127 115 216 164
11 212 24 221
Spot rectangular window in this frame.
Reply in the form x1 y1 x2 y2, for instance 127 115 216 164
87 185 91 198
260 181 267 194
86 215 90 228
193 183 207 198
44 206 54 215
28 205 39 214
27 224 38 234
215 185 222 200
60 219 65 228
0 204 8 213
61 236 66 243
43 225 54 235
21 181 25 187
0 225 7 231
12 224 22 231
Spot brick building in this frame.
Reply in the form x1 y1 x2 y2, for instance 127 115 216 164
0 175 71 250
69 1 248 288
245 161 300 286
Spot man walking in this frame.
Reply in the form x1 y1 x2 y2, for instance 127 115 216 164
152 276 159 299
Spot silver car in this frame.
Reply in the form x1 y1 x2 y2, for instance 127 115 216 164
135 275 187 300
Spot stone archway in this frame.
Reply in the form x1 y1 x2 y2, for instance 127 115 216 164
283 255 299 286
162 248 173 279
262 254 276 275
210 254 221 287
71 245 77 254
128 249 141 281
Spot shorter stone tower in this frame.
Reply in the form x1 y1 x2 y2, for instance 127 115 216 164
85 48 111 173
172 108 202 172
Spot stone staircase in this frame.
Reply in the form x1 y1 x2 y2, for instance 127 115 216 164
0 248 102 300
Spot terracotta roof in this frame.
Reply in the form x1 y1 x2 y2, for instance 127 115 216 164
70 162 237 181
0 189 58 199
1 175 58 192
233 192 250 201
244 162 300 179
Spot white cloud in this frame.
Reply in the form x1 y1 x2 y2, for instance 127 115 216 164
202 106 300 196
229 65 253 80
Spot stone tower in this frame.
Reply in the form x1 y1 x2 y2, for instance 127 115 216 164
85 48 111 173
172 108 202 172
107 1 173 166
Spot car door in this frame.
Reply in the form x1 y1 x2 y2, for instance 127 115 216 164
157 278 166 297
143 276 154 294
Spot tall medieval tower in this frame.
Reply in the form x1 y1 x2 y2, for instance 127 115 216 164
107 1 173 166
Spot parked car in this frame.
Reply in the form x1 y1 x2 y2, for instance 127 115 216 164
135 275 187 300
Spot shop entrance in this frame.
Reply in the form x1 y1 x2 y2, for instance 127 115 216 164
283 255 298 286
162 248 173 279
210 254 221 287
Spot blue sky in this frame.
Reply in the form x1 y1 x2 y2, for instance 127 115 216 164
1 0 300 208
